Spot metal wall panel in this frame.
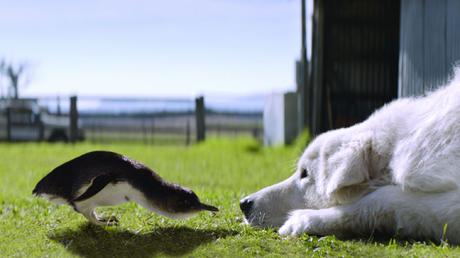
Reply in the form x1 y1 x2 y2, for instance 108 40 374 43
424 0 447 91
398 0 424 97
447 0 460 78
316 0 400 132
399 0 460 97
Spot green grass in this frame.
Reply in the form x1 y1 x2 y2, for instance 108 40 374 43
1 135 459 257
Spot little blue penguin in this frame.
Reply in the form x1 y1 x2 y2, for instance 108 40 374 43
32 151 218 226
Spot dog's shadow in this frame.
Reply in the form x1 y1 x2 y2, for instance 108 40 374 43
48 223 237 257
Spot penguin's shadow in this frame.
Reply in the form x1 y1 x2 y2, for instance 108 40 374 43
48 223 237 257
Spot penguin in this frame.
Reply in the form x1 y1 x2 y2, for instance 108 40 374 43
32 151 218 226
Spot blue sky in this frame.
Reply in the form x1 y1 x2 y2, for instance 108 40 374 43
0 0 312 98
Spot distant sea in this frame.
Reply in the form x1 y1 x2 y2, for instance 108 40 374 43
38 94 266 114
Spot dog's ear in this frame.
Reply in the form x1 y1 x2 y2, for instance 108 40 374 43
325 134 371 199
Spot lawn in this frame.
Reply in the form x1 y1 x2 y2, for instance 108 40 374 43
0 136 459 257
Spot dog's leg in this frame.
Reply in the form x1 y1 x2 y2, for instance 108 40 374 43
278 207 352 237
279 185 457 242
277 193 393 237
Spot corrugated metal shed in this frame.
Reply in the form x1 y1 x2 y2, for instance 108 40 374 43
399 0 460 97
307 0 460 135
310 0 400 135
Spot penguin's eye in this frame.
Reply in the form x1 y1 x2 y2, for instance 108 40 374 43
300 168 308 179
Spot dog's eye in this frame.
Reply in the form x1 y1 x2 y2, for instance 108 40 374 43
300 168 308 179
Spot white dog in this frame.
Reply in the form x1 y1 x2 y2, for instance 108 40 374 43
240 73 460 243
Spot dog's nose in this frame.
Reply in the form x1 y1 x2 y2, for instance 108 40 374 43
239 198 254 216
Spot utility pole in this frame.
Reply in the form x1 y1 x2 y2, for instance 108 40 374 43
297 0 309 132
0 61 4 99
301 0 307 67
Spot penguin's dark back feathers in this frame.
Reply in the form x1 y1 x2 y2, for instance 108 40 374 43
33 151 163 201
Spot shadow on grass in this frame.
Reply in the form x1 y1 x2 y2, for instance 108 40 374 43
48 223 237 257
332 232 445 247
245 143 262 154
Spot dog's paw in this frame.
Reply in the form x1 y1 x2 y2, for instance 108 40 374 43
278 209 321 236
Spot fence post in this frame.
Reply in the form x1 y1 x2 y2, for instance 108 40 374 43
69 96 78 143
150 119 155 145
185 119 190 145
6 107 11 141
142 119 147 145
195 96 206 142
252 127 259 139
37 113 44 141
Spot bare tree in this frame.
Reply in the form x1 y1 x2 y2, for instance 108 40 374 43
7 63 27 99
0 59 29 99
0 60 4 98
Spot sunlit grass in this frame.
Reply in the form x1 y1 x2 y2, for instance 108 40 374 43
1 135 459 257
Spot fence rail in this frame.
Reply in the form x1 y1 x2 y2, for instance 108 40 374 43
0 96 263 145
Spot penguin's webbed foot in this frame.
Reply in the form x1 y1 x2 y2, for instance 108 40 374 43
81 209 120 226
97 215 119 226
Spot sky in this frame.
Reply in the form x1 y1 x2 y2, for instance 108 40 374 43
0 0 312 98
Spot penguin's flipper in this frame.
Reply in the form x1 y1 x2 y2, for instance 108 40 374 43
72 174 115 202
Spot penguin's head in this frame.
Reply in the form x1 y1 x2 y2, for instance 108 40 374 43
164 185 218 218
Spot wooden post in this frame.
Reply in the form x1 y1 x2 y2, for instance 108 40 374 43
38 113 44 141
142 119 147 145
252 127 259 139
195 96 206 142
6 107 11 141
57 95 61 116
185 119 190 145
150 119 155 145
69 96 78 143
91 125 95 142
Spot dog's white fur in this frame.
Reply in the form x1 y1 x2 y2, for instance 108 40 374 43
243 72 460 243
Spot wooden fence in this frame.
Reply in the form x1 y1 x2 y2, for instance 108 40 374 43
1 96 263 144
69 96 262 145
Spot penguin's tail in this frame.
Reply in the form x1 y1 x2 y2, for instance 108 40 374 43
32 183 43 197
32 177 46 197
32 187 39 196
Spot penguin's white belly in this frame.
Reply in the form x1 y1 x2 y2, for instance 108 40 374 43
74 182 198 220
42 181 200 223
75 182 144 207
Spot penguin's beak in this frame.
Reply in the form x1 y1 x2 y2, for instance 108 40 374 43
199 202 219 212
